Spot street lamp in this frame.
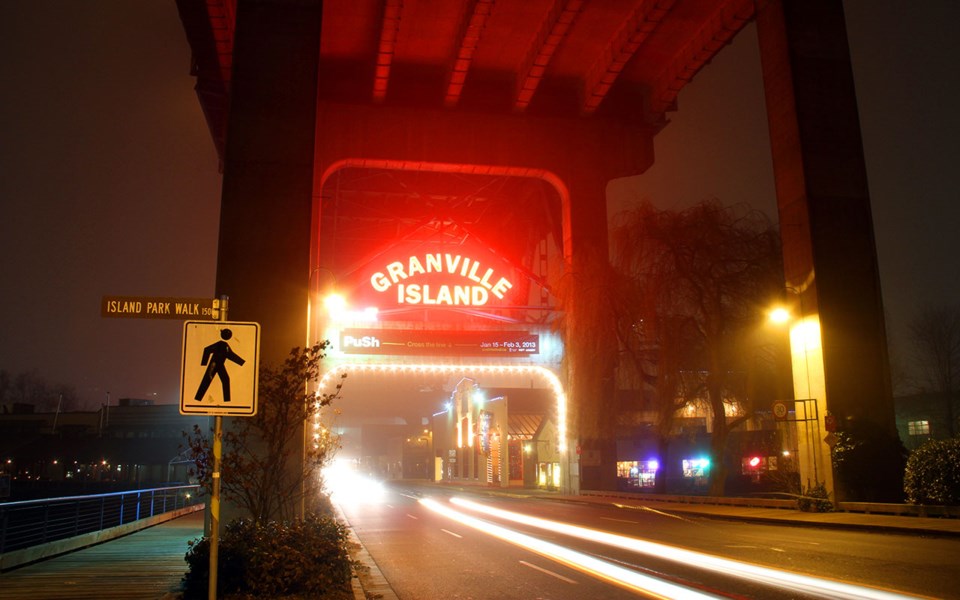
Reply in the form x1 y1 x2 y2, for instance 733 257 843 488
769 306 790 325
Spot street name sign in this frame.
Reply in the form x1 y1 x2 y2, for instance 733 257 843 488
102 295 219 320
180 321 260 416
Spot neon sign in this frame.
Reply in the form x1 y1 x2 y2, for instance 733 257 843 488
369 253 513 306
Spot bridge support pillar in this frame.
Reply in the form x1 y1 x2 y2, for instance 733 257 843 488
757 0 902 501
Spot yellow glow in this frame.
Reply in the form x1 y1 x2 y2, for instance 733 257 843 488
789 315 825 402
791 317 822 352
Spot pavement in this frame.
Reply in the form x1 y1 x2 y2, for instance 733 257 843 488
342 482 960 600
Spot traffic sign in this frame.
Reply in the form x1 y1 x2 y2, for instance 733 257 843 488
824 413 837 432
772 401 790 420
102 295 219 320
180 321 260 416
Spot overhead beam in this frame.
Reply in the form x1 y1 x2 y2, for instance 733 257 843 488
582 0 675 115
514 0 583 112
649 0 754 119
444 0 495 108
175 0 237 163
373 0 403 102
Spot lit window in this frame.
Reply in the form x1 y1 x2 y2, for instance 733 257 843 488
682 458 710 479
907 420 930 436
617 460 658 487
616 461 638 478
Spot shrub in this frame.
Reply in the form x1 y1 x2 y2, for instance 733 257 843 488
182 512 352 599
796 481 833 512
904 438 960 505
831 419 907 502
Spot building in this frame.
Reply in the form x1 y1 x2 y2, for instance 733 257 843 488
895 392 960 451
0 400 207 500
431 378 558 489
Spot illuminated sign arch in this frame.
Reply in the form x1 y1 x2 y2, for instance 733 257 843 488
311 362 568 455
369 252 514 307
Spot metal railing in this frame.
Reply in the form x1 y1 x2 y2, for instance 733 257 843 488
0 485 202 554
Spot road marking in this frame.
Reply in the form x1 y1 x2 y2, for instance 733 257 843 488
441 528 462 538
601 517 639 524
519 560 578 584
613 503 691 522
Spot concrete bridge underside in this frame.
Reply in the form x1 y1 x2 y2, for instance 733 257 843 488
177 0 898 501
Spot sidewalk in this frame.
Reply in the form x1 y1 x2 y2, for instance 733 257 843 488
0 509 203 600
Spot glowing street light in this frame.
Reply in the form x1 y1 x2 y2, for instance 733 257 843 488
769 306 790 324
324 293 347 315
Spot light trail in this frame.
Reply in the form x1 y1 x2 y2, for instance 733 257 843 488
449 497 926 600
419 497 721 599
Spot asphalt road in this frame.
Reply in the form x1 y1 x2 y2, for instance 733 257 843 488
335 480 960 599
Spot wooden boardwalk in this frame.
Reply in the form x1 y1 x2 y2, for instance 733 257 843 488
0 510 204 599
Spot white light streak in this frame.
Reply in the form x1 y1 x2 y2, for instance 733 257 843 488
419 497 719 599
449 497 922 600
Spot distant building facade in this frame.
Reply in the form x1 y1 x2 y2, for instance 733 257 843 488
895 392 959 451
0 399 207 500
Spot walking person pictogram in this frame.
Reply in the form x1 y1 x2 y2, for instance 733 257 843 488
194 328 246 403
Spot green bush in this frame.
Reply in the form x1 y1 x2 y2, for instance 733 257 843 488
796 481 833 512
182 513 353 599
904 438 960 505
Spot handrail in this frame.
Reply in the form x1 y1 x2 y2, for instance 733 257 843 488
0 485 202 554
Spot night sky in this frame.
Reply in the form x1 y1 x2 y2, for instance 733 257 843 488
0 2 957 409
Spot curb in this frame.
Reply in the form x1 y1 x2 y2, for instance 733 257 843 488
332 501 399 600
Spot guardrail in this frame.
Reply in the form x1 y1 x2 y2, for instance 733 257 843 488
0 485 202 554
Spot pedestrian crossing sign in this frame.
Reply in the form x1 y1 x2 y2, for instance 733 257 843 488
180 321 260 416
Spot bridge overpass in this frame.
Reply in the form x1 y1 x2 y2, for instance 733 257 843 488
174 0 898 501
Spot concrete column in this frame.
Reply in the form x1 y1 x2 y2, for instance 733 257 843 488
215 0 322 522
217 0 321 365
756 0 900 501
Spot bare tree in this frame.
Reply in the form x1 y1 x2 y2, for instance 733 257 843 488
0 369 78 412
184 342 345 523
908 305 960 435
608 200 784 496
909 305 960 393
